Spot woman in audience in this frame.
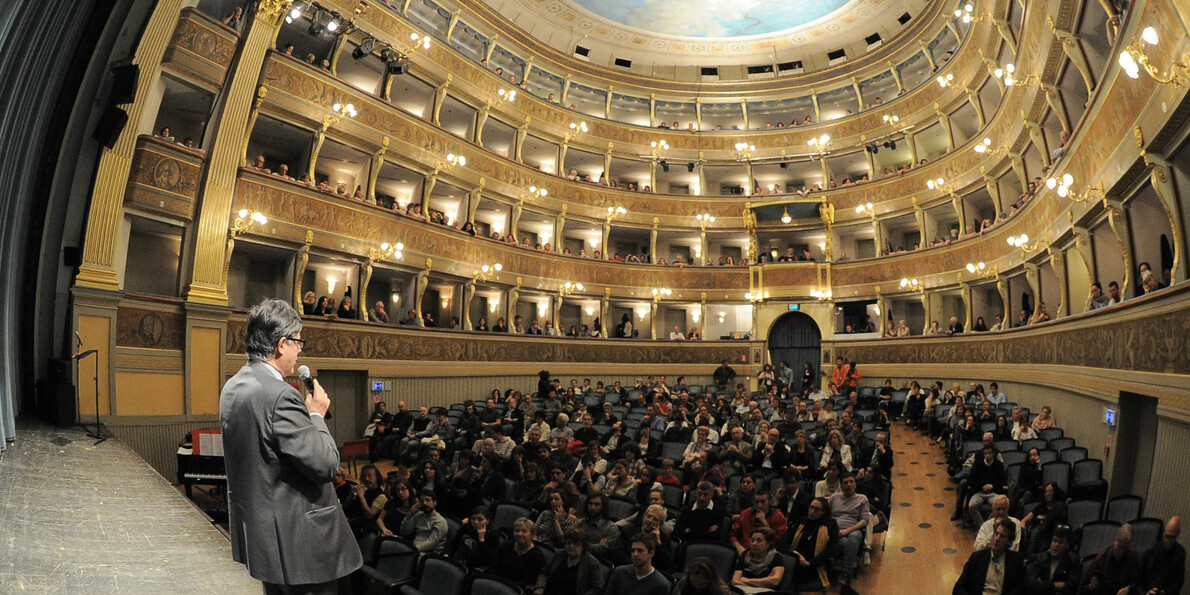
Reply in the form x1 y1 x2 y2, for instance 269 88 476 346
789 429 818 481
992 415 1013 441
475 317 489 331
972 316 989 332
602 459 639 500
312 295 328 315
731 527 784 594
1031 405 1056 431
493 518 546 586
415 458 446 502
896 319 911 336
512 461 545 503
492 316 508 332
784 497 838 591
815 460 843 499
534 526 605 595
819 429 853 472
672 557 731 595
1020 482 1068 555
1013 447 1045 514
450 505 500 570
376 477 416 537
728 473 759 516
534 488 577 547
1014 413 1039 441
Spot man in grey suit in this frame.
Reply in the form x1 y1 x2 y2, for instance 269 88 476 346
220 299 362 594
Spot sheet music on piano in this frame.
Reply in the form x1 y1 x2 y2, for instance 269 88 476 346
193 428 223 456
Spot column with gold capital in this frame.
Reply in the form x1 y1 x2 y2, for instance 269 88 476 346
183 0 296 304
76 0 187 290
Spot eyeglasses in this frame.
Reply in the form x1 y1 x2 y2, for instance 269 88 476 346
286 336 305 349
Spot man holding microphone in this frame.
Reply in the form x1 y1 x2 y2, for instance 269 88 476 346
220 299 361 594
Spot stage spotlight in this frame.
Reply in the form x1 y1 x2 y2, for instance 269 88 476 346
660 160 669 173
687 162 695 173
883 140 897 150
779 162 788 169
308 10 325 35
352 37 375 60
386 52 409 76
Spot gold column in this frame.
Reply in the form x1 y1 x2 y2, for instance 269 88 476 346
740 99 748 130
810 89 821 120
936 102 955 152
745 161 754 196
993 15 1018 55
695 98 703 130
557 140 569 176
887 62 903 91
507 278 520 331
919 291 931 335
1142 153 1186 283
184 1 293 305
603 142 613 181
522 58 534 87
912 197 927 243
1048 16 1096 96
1043 83 1072 134
463 280 475 330
698 292 707 339
743 203 758 264
981 166 1004 214
851 77 863 108
414 260 431 327
1023 111 1050 168
1071 227 1097 312
697 152 706 195
77 0 186 290
514 117 529 163
650 300 659 340
360 256 374 322
432 75 451 126
367 137 389 204
307 116 332 183
1049 247 1068 318
1024 263 1041 317
511 197 523 242
292 231 313 308
447 9 461 41
960 281 973 329
555 205 567 253
241 87 267 167
945 19 961 44
604 85 613 119
599 288 610 339
966 88 985 128
475 104 490 146
905 131 919 164
996 275 1009 325
648 93 656 127
919 42 937 71
601 216 611 260
1009 152 1028 189
327 34 347 76
467 179 484 225
421 172 438 219
560 74 571 105
1105 199 1133 296
649 217 659 264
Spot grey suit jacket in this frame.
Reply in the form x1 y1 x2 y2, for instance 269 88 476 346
220 361 362 585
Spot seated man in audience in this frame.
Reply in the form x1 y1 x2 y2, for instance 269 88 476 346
775 468 812 526
974 495 1021 552
829 472 870 595
750 427 789 471
986 382 1007 405
731 490 788 555
966 445 1007 527
577 492 621 560
368 300 388 323
676 481 724 542
605 533 671 595
1088 281 1113 310
1081 523 1141 595
399 491 448 554
1138 516 1185 595
1024 524 1080 595
954 522 1026 595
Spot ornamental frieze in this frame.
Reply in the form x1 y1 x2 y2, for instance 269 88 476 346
116 307 186 350
162 8 236 88
226 316 753 364
125 138 203 220
832 287 1190 375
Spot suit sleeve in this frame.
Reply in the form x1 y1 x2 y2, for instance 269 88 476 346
271 386 341 484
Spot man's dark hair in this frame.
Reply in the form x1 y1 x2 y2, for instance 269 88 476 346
839 471 856 482
564 526 589 547
1092 281 1103 290
244 299 302 361
997 519 1017 541
630 532 657 552
1109 281 1120 289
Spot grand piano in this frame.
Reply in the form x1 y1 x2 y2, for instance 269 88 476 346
176 430 227 522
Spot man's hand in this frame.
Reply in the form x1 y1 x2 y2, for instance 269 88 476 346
306 379 331 416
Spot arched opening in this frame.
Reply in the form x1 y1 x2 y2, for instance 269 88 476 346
767 311 822 392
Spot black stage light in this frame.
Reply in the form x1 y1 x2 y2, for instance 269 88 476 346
687 162 695 173
660 160 669 173
352 36 375 60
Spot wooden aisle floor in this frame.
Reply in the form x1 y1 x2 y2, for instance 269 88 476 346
849 421 973 595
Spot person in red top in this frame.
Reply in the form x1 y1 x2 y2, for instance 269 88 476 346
731 490 787 554
842 361 861 394
830 357 848 391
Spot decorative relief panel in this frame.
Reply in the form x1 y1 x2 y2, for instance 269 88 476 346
124 138 204 220
162 8 236 88
226 316 754 364
832 286 1190 374
116 307 186 350
234 174 751 291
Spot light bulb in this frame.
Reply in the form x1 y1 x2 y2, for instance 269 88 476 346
1142 26 1159 45
238 209 248 218
1062 173 1074 187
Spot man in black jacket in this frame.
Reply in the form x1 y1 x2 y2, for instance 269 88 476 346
713 359 737 387
955 521 1026 595
1024 525 1080 594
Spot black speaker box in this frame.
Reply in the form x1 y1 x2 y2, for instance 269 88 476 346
37 380 76 427
92 105 128 149
110 63 139 105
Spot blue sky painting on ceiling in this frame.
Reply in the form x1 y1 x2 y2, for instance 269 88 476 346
569 0 854 38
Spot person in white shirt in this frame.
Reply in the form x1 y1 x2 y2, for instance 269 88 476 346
669 326 686 340
1012 414 1038 441
974 495 1021 552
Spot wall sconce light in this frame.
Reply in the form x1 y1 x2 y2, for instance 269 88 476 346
781 207 792 224
954 3 974 23
691 310 701 323
409 32 431 50
1119 26 1188 86
473 263 502 283
635 307 648 320
327 277 338 295
537 302 548 317
584 306 595 317
936 73 955 88
810 288 833 301
391 293 400 303
717 311 726 323
899 277 923 292
1046 172 1105 203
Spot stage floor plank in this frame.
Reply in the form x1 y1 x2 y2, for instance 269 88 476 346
0 420 260 594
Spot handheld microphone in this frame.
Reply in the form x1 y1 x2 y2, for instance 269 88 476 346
296 365 331 418
296 365 315 393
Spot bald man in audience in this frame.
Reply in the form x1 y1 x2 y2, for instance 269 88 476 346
974 495 1021 552
1139 516 1184 595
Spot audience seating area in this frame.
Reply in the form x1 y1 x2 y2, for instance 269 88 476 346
343 378 1150 594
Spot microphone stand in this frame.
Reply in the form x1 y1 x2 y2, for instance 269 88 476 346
73 334 106 444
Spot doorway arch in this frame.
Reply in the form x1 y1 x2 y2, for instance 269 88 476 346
767 312 823 392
